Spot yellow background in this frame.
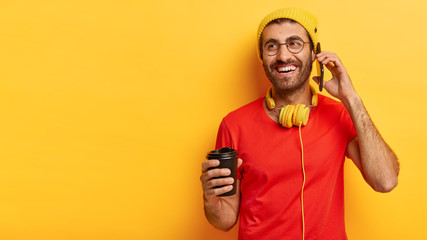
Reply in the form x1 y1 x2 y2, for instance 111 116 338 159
0 0 425 239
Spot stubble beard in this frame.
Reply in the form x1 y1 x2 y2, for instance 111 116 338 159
263 56 313 95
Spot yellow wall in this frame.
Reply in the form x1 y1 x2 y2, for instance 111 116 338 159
0 0 425 239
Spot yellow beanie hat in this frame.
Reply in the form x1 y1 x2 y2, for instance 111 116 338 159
257 8 319 61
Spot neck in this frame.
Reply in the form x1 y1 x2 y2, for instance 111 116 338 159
271 83 312 107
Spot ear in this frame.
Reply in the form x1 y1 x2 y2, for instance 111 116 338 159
311 49 316 62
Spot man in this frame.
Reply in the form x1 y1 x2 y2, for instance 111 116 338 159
200 8 399 240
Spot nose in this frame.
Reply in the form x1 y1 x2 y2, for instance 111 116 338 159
276 44 292 62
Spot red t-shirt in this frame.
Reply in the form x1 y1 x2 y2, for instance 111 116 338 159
216 94 356 240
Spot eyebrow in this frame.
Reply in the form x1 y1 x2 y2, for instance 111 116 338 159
263 35 305 45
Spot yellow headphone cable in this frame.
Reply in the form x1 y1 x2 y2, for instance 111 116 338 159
299 123 306 240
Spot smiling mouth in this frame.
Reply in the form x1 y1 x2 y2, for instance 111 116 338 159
275 65 297 74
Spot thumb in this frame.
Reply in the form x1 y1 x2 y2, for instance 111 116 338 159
237 158 243 168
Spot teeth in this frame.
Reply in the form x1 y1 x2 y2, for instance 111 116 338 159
277 65 296 73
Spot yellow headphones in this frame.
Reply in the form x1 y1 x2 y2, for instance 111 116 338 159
265 85 318 128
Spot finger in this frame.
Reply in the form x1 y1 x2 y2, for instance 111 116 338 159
318 54 343 70
317 54 337 75
201 159 220 173
316 51 335 61
205 177 234 189
200 168 231 183
205 185 234 197
318 56 337 66
316 51 336 59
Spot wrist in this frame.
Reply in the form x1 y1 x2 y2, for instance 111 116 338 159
341 91 362 111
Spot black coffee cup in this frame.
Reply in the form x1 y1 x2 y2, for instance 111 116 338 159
206 147 238 197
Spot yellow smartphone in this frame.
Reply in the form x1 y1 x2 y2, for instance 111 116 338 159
316 42 324 92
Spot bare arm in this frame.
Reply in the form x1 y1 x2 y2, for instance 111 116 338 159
200 159 241 231
314 52 399 192
344 97 399 192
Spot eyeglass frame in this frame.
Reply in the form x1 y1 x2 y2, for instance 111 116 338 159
262 37 311 56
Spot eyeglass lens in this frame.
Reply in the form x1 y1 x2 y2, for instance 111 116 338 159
264 39 305 56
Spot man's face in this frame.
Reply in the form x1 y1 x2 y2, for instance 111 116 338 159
261 22 314 93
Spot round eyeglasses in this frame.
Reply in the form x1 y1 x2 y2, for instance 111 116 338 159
263 38 310 56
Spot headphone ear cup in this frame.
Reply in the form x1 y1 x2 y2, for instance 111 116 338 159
265 88 276 110
280 105 295 128
266 98 275 109
293 104 310 126
310 84 318 107
311 93 318 107
269 85 315 128
279 106 286 127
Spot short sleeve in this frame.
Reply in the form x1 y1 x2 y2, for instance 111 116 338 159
340 107 357 145
215 119 243 179
215 119 234 149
